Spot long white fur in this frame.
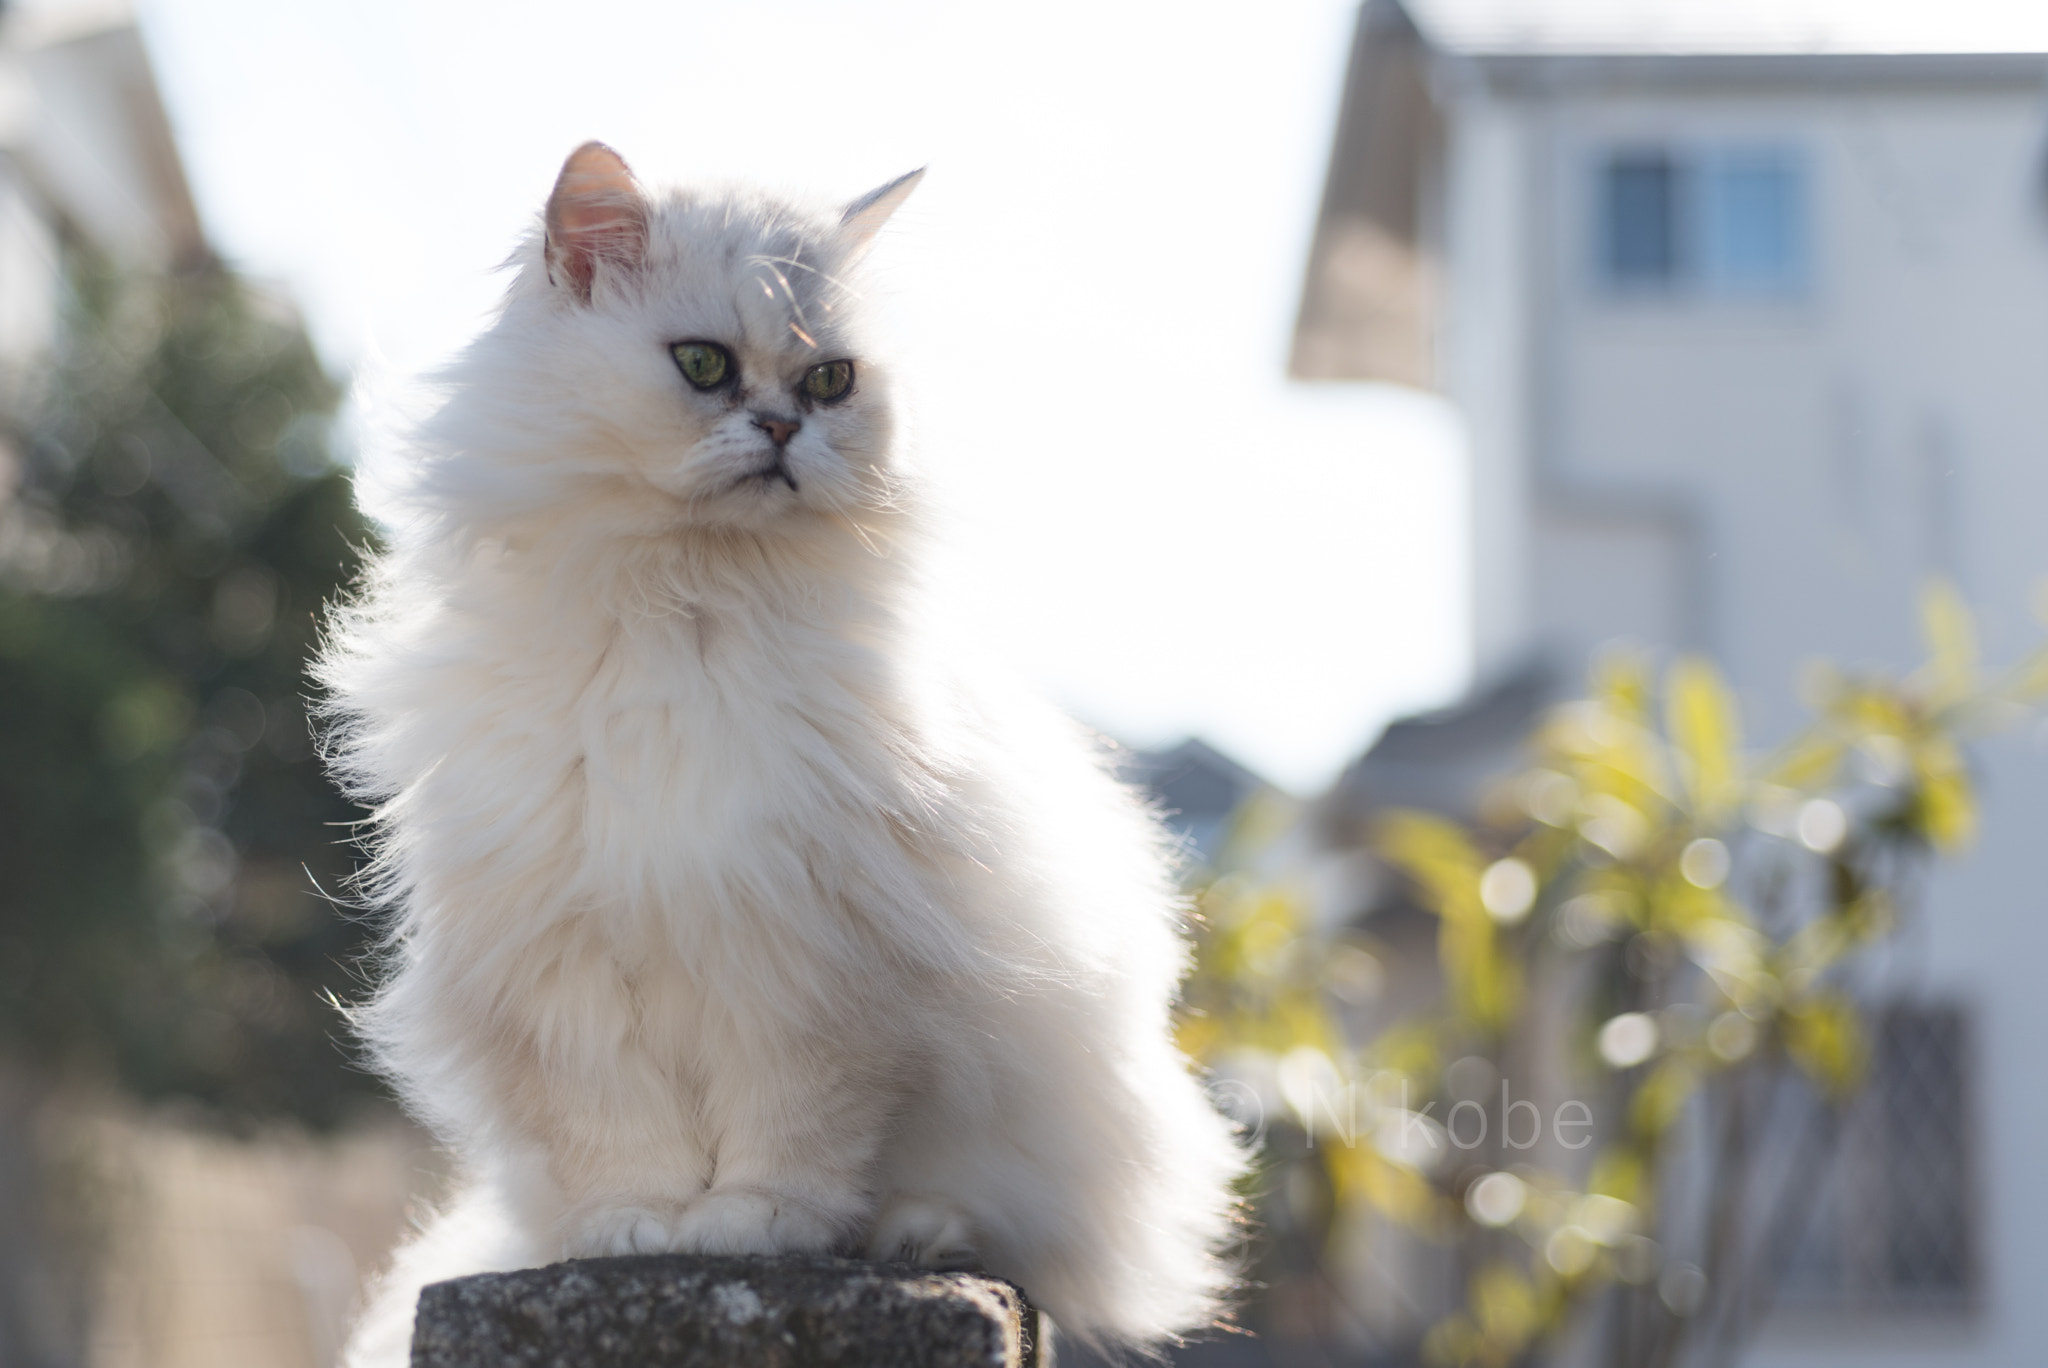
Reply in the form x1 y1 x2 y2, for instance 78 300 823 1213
321 148 1246 1363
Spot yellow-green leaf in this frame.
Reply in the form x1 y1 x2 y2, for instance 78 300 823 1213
1586 1149 1646 1208
1629 1060 1698 1139
1377 811 1486 921
1666 657 1742 823
1472 1261 1540 1353
1911 736 1976 851
1920 578 1977 707
2007 644 2048 703
1784 994 1867 1097
1593 649 1655 726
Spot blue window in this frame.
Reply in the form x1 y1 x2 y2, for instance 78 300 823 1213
1701 149 1805 291
1597 144 1807 297
1601 152 1681 285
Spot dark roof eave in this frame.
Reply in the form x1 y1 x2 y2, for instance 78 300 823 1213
1451 49 2048 97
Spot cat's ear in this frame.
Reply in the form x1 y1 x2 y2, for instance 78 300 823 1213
544 141 648 302
838 168 924 260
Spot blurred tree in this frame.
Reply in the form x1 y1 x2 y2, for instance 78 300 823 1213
0 252 377 1124
1180 587 2046 1367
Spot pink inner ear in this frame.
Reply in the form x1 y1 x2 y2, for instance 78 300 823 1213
546 142 647 299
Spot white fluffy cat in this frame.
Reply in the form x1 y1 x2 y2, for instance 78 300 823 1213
322 143 1245 1365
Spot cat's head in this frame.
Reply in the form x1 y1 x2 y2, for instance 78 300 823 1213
457 142 920 536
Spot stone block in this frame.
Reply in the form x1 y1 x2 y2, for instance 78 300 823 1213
410 1253 1049 1368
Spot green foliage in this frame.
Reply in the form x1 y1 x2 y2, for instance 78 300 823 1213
0 254 378 1125
1179 586 2047 1366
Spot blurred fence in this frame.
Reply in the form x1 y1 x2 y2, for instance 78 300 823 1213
57 1104 441 1368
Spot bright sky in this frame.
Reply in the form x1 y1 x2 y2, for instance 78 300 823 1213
127 0 1471 794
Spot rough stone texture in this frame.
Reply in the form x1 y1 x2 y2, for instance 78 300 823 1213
411 1254 1049 1368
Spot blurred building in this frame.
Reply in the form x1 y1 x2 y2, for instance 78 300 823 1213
1297 2 2048 1364
0 3 206 386
0 11 210 1367
1120 737 1272 870
0 13 420 1368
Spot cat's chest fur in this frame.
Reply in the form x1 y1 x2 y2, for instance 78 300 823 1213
576 608 889 854
424 544 933 956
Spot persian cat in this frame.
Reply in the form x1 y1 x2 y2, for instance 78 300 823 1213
323 143 1245 1364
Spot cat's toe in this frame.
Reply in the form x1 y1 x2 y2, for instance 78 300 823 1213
868 1194 978 1269
565 1205 680 1257
670 1188 840 1256
626 1211 672 1254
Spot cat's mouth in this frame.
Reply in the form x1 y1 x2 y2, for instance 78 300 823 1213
723 451 801 495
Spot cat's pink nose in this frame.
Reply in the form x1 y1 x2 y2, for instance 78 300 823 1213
754 415 800 446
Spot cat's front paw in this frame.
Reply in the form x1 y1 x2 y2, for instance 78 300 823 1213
564 1204 684 1257
669 1187 841 1256
867 1194 978 1269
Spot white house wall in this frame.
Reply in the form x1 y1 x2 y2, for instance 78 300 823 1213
1444 69 2048 1368
1527 87 2048 730
1440 90 1537 681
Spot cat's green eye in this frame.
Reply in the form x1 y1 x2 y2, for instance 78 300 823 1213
802 360 854 404
671 341 733 391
